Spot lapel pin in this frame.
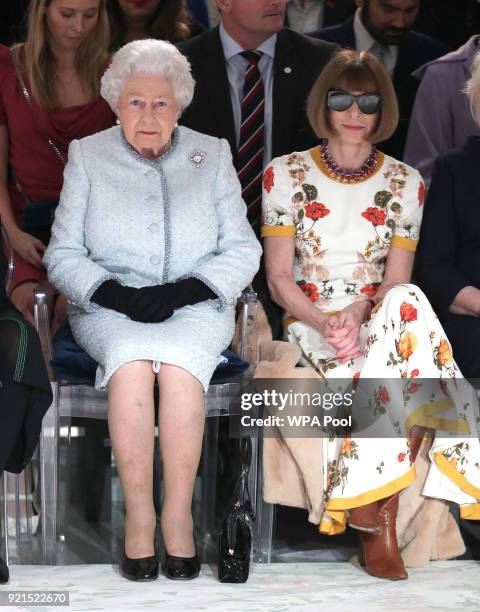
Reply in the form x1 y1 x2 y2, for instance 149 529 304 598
189 151 206 167
284 66 292 74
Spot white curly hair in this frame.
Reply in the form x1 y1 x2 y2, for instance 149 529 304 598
100 39 195 113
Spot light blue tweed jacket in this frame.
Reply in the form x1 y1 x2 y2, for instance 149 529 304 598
44 125 262 390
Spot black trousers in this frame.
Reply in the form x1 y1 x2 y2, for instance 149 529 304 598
439 311 480 381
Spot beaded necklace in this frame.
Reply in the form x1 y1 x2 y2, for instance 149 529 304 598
318 139 379 184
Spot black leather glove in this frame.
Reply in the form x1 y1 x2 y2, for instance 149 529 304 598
91 280 138 316
92 278 216 323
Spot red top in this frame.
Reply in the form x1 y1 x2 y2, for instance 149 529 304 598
0 45 116 289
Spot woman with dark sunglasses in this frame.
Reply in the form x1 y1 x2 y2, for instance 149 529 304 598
261 49 480 580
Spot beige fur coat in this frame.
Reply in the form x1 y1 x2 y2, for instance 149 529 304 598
237 303 465 567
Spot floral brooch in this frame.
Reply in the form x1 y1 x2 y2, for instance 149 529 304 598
189 151 206 167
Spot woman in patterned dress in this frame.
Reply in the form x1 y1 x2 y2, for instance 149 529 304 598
262 49 480 580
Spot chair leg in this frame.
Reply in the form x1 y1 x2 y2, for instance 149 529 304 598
40 382 59 564
250 425 275 564
1 473 8 567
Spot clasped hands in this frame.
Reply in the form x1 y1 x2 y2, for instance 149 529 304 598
91 278 216 323
318 301 372 364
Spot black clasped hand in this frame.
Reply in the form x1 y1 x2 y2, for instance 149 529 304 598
91 278 216 323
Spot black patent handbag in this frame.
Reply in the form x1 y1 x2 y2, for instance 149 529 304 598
218 437 255 583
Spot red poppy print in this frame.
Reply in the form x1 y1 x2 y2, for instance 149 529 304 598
352 371 360 390
400 302 417 322
398 452 406 462
297 280 319 302
361 207 387 226
360 284 377 298
418 182 425 205
305 202 330 221
407 382 421 394
410 368 420 378
378 386 390 404
263 166 275 193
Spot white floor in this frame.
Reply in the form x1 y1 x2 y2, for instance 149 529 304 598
1 560 479 612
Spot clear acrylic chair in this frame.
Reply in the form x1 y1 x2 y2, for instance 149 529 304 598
1 224 37 566
32 283 275 565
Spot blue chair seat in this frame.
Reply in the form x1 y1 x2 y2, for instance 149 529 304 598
51 321 248 386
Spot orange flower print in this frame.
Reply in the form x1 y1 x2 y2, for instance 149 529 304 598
342 439 352 454
410 368 420 378
418 182 425 205
361 206 387 226
396 331 417 360
305 201 330 221
297 280 319 302
437 339 453 367
400 301 417 322
360 284 377 298
263 166 275 193
378 386 390 404
398 452 406 462
449 457 457 468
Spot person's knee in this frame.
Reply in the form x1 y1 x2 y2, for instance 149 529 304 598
51 295 68 335
109 360 156 393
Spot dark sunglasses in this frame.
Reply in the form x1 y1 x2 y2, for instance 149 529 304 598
327 90 381 115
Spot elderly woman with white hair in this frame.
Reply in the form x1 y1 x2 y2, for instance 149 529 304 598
416 50 480 380
44 39 261 582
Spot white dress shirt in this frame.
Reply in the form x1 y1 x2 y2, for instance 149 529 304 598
353 8 398 75
219 22 276 166
286 0 324 34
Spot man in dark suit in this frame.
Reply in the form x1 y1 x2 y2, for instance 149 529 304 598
179 0 336 170
309 0 449 159
179 0 336 338
284 0 356 33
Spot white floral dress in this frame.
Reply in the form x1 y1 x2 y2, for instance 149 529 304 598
261 147 480 534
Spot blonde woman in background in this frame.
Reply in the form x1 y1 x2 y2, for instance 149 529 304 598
0 0 115 330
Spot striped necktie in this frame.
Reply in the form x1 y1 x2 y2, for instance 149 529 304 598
237 50 265 226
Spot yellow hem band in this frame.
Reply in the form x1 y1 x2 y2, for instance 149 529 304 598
404 398 469 434
434 452 480 500
319 511 348 536
460 503 480 520
326 466 417 511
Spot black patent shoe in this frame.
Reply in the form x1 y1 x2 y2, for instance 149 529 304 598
0 556 9 584
161 543 200 580
120 550 159 582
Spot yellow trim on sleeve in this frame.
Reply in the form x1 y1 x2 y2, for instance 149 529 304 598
391 234 418 252
404 398 470 435
261 225 296 238
434 452 480 500
283 315 299 330
460 503 480 520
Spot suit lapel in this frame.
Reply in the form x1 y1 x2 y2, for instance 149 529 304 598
392 39 417 116
201 28 237 154
272 30 299 159
333 17 356 48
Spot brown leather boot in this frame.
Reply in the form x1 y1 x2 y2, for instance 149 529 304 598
358 494 408 580
348 501 382 534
